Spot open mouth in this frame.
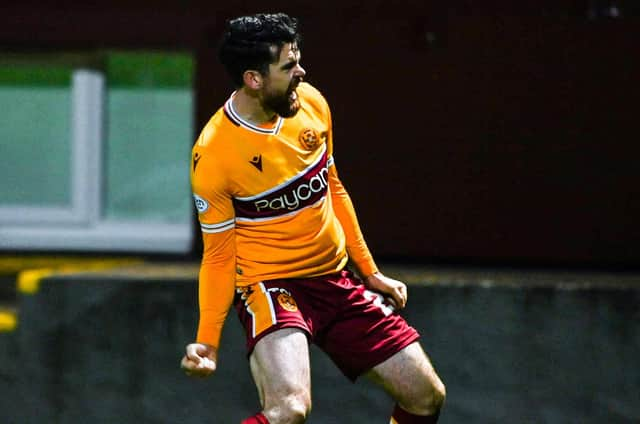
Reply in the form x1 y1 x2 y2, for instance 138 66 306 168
288 80 301 101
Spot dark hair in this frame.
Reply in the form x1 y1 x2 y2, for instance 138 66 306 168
218 13 301 87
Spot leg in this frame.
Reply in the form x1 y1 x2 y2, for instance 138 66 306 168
365 342 445 419
249 328 312 424
313 271 444 420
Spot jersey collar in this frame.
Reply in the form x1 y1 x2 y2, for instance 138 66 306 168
224 92 284 135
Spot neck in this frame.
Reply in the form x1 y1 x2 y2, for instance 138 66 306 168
231 88 277 125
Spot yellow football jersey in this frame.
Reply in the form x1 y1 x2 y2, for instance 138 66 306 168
191 82 377 347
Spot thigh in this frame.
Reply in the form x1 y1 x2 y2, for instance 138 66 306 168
249 327 311 409
318 274 420 381
364 341 444 407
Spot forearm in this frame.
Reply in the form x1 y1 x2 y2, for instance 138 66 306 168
196 264 236 349
329 170 378 277
196 231 237 349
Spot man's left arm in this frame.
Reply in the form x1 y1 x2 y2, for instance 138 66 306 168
328 167 408 309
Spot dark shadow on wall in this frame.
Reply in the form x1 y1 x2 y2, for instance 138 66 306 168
0 270 638 423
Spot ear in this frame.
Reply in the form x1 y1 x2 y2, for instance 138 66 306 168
242 70 263 90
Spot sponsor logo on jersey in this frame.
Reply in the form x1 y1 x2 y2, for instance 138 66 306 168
193 193 209 213
232 150 329 220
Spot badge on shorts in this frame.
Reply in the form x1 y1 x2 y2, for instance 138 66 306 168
277 292 298 312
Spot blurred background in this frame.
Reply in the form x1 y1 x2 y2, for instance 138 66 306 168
1 1 639 423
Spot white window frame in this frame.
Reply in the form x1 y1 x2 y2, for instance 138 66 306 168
0 69 193 253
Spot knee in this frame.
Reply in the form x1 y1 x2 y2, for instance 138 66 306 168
265 391 311 424
404 374 446 416
429 377 446 411
283 394 312 423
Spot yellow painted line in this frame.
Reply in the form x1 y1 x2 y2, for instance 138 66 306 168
16 258 143 295
0 309 18 332
17 269 57 294
0 256 140 274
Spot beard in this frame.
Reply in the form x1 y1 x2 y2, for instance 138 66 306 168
263 79 302 118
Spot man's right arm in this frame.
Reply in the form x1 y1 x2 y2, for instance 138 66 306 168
196 230 237 349
182 142 237 377
181 228 236 377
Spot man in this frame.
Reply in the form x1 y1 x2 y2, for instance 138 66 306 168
180 12 445 424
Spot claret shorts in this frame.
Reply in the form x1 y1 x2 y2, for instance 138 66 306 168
234 269 420 381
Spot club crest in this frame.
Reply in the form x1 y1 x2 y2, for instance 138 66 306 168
277 292 298 312
299 128 320 150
